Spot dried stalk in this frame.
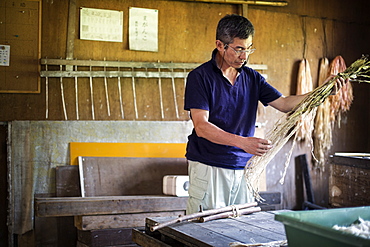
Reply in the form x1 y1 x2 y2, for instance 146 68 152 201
199 206 261 223
229 240 288 247
245 55 370 201
150 201 258 232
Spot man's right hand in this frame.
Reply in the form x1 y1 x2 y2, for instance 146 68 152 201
239 137 272 156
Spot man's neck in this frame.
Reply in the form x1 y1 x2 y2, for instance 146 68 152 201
216 52 238 85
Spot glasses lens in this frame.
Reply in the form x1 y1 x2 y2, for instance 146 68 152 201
227 45 256 55
248 49 256 54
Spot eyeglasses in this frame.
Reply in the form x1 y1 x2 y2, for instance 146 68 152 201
226 44 256 56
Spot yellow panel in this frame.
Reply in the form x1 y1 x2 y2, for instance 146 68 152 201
70 142 187 165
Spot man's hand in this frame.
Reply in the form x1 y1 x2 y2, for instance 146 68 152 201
330 76 349 95
239 137 273 156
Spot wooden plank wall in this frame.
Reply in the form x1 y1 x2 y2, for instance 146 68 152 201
3 0 370 214
0 0 368 193
1 0 239 121
0 0 369 121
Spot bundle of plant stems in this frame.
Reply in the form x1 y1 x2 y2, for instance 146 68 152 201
313 56 353 171
245 55 370 201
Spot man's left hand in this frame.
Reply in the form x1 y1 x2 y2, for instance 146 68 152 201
331 76 349 95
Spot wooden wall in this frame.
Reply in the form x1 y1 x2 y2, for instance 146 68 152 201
0 0 239 121
1 0 369 121
1 0 370 246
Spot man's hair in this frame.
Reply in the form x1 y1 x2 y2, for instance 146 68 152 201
216 14 255 44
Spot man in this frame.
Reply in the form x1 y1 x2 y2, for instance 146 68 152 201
184 14 345 214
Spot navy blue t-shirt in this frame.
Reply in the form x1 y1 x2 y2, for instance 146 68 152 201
184 49 282 170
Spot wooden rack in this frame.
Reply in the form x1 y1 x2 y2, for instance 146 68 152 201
40 58 267 78
40 58 268 120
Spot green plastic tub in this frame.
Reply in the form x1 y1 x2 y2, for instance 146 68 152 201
275 207 370 247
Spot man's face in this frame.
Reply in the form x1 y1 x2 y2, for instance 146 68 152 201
221 36 254 69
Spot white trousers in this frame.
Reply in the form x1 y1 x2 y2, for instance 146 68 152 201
186 160 254 215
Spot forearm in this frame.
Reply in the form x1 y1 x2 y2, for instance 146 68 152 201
193 120 272 156
270 77 348 113
190 108 272 156
282 94 307 111
269 94 307 113
194 120 243 148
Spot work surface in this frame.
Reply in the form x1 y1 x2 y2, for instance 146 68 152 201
133 211 288 247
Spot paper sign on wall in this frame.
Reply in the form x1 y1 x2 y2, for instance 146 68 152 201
129 7 158 52
0 45 10 66
80 7 123 42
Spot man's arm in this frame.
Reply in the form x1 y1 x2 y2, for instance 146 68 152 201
190 108 272 156
268 76 348 113
268 94 307 113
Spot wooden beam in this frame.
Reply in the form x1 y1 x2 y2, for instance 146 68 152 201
35 196 188 217
74 211 185 230
40 58 201 69
40 70 191 78
242 4 248 17
40 59 268 78
167 0 288 6
66 0 77 71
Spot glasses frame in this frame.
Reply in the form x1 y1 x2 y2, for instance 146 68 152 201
225 44 256 56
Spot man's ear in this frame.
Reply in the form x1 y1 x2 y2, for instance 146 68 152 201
215 40 226 51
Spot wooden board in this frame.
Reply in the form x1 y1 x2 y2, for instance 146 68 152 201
133 228 172 247
138 211 287 247
77 228 137 247
78 156 188 197
76 240 139 247
35 196 188 217
55 165 80 246
70 142 187 166
56 165 81 197
256 192 281 211
75 211 185 230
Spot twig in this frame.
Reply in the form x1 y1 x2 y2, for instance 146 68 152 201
229 240 288 247
150 202 258 232
199 206 261 223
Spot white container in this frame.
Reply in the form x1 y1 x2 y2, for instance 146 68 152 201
163 175 189 197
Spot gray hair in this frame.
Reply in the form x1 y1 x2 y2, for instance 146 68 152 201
216 14 255 44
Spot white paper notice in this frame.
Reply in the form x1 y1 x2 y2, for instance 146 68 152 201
0 45 10 66
80 7 123 42
129 7 158 52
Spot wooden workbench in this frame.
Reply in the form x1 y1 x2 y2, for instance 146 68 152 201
132 211 288 247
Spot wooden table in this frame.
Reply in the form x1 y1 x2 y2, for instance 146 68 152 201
133 211 288 247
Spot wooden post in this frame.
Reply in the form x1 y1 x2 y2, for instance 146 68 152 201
242 4 248 17
66 0 77 71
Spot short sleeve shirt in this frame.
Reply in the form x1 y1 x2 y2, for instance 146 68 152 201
184 49 282 169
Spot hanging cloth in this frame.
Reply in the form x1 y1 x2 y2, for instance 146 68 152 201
296 58 314 142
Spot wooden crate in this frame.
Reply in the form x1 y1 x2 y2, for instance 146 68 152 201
329 154 370 207
77 228 139 247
